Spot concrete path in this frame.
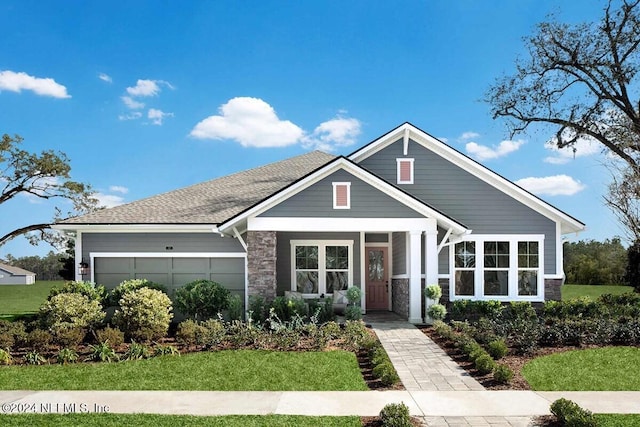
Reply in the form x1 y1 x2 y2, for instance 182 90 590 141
367 315 484 392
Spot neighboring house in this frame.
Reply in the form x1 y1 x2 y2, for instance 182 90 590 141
54 123 585 323
0 263 36 285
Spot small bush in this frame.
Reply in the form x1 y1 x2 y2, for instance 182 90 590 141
176 319 205 346
487 338 508 360
108 279 167 307
0 348 13 365
270 296 307 322
427 303 447 321
342 320 369 351
0 331 14 350
373 361 401 386
154 345 180 357
493 363 514 384
53 327 85 348
320 321 341 339
424 284 442 300
49 281 105 303
86 341 118 363
26 329 52 352
113 287 173 342
550 398 597 427
95 326 125 348
346 286 362 304
56 348 78 365
474 353 496 375
379 402 411 427
24 350 47 365
123 341 150 360
248 295 268 323
174 280 230 320
227 294 244 321
345 305 362 320
39 292 105 334
199 319 226 347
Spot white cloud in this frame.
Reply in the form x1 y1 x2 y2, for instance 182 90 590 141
98 73 112 83
125 79 173 97
0 70 70 98
459 131 480 141
108 185 129 194
190 97 305 147
544 135 601 164
148 108 173 125
515 175 586 196
465 139 525 161
121 96 145 110
94 192 126 208
118 112 142 121
304 116 362 151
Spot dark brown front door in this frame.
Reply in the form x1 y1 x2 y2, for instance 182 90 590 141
365 247 389 310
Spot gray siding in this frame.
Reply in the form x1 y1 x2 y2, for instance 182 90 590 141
276 232 361 295
359 139 558 274
260 169 423 218
392 232 406 275
0 273 34 285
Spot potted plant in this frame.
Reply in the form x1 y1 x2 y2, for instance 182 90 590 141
423 284 443 325
345 286 362 320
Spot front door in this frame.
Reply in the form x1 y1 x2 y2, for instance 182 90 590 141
365 246 389 310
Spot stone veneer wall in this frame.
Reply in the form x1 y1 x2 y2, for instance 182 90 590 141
544 278 563 301
439 278 450 304
247 231 277 301
391 278 409 319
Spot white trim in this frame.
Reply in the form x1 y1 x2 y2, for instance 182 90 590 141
349 123 585 234
396 158 414 185
555 222 563 277
332 182 351 209
74 231 83 282
360 232 366 310
90 252 246 258
437 227 453 254
403 127 410 156
248 217 437 233
54 224 219 233
290 240 354 298
220 157 467 235
408 230 423 324
425 231 438 285
233 227 247 251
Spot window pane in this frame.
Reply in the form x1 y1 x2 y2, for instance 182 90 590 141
326 271 348 294
455 242 475 268
497 254 510 268
484 271 508 296
497 242 509 254
296 271 318 293
326 246 348 269
296 246 318 269
485 241 509 268
518 271 538 296
455 271 474 296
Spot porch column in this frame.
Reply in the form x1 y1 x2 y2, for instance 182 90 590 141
408 230 423 324
246 230 277 301
424 231 439 285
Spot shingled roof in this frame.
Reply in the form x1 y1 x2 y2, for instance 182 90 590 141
0 263 35 276
61 150 336 225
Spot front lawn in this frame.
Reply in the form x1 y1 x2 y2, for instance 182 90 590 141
0 350 368 391
562 284 634 300
596 414 640 426
0 414 362 427
522 347 640 391
0 280 63 319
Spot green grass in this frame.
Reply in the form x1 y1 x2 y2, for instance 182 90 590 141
561 284 634 301
0 280 62 319
522 347 640 391
0 414 362 426
0 350 367 391
595 414 640 426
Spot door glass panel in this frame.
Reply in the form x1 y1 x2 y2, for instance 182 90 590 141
368 250 384 281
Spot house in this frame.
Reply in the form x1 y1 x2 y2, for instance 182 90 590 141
0 263 36 285
54 123 585 323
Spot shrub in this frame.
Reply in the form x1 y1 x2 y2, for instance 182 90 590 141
0 332 14 350
503 301 537 321
154 345 180 356
0 348 13 365
379 402 411 427
176 319 204 346
487 339 508 360
0 320 27 349
427 303 447 321
424 284 442 300
342 320 369 351
113 288 173 342
174 280 230 320
493 363 514 384
550 398 597 427
24 350 47 365
108 279 167 306
248 295 268 323
474 353 496 375
373 361 401 386
123 341 150 360
320 321 341 339
39 292 105 334
346 286 362 304
26 329 52 352
345 305 362 320
56 348 78 365
49 281 105 303
227 294 243 321
270 296 307 322
95 326 125 347
86 341 119 362
53 327 85 348
432 320 454 340
199 319 226 347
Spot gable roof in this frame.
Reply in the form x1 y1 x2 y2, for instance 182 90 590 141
349 122 586 235
59 151 336 225
0 263 35 276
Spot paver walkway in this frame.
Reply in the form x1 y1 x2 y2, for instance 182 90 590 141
366 313 484 392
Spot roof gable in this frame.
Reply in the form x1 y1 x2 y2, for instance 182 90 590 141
0 263 35 276
349 122 585 234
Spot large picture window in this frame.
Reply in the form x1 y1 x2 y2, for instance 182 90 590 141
292 240 353 296
452 235 543 300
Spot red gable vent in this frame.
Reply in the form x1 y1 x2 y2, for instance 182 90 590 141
333 182 351 209
396 158 414 184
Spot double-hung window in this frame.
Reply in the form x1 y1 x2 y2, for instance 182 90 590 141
451 235 543 300
292 240 353 296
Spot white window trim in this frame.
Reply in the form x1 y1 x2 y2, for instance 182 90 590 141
396 158 414 184
332 182 351 209
290 240 353 298
449 234 544 301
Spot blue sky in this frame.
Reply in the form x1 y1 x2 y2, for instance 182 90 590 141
0 1 620 258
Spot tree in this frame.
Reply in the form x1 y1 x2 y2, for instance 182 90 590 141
0 133 98 248
563 238 628 285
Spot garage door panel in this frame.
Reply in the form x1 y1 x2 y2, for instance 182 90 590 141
95 258 131 274
135 258 169 272
172 258 208 272
210 273 244 290
96 273 131 288
211 258 244 273
172 273 207 285
135 273 169 285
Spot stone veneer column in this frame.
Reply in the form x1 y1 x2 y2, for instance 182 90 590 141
246 231 277 301
544 278 563 301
